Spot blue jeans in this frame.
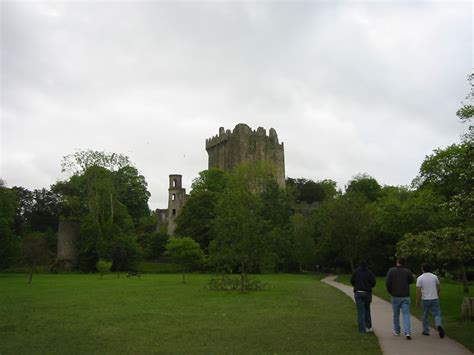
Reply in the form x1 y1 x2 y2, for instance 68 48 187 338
392 297 411 335
354 291 372 332
422 299 442 333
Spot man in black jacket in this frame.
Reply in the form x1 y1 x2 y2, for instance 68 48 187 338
351 261 376 333
386 257 415 340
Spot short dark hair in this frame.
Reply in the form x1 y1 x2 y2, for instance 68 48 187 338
359 260 367 269
396 256 406 265
421 263 432 273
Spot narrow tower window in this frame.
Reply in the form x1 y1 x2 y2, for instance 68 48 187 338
171 194 176 201
172 209 176 216
173 179 177 187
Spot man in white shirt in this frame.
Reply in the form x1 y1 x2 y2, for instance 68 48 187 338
416 263 445 338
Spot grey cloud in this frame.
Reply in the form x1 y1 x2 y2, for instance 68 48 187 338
1 1 470 209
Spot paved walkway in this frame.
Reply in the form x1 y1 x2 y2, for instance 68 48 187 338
321 275 472 355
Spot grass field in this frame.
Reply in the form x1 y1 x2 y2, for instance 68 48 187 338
0 273 380 354
336 275 474 352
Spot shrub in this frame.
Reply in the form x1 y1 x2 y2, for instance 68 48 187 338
96 259 112 279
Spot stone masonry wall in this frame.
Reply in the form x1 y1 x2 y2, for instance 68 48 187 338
206 123 285 187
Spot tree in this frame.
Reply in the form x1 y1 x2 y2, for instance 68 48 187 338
190 168 227 194
175 191 218 250
61 149 131 175
286 178 338 204
53 150 149 271
413 142 473 224
210 162 273 291
22 232 50 283
291 214 316 271
456 73 474 121
397 227 473 293
11 186 33 236
0 183 19 269
165 237 204 283
111 235 142 275
313 193 371 271
114 166 150 226
138 230 168 260
346 174 382 202
96 259 112 279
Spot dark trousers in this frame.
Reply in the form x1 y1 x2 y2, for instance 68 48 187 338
354 291 372 332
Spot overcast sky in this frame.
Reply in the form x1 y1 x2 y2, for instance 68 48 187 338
1 1 472 209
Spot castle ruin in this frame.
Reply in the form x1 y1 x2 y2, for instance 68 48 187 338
156 174 190 236
157 123 285 235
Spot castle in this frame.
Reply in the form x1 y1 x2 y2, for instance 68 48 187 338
158 123 285 235
56 124 286 269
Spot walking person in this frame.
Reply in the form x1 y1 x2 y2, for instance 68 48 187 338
386 257 414 340
416 263 445 338
351 260 376 333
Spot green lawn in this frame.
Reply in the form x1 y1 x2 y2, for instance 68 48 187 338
336 275 474 352
0 273 381 354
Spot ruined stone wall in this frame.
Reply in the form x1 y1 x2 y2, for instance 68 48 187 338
155 209 168 232
57 219 80 270
206 124 285 187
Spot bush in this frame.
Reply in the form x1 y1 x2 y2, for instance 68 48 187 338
208 273 268 291
96 259 112 279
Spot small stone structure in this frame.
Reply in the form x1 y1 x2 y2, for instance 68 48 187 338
156 174 190 236
57 219 80 270
206 123 285 187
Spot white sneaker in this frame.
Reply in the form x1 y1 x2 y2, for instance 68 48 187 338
393 331 400 336
366 328 373 332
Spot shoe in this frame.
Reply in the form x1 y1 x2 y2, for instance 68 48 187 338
393 331 400 336
406 334 411 340
422 331 430 336
437 326 445 339
366 328 373 332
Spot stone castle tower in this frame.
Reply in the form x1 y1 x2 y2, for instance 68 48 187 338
167 174 189 236
205 123 285 187
156 174 190 236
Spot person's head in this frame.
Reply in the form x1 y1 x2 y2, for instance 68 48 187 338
359 260 367 270
396 257 405 266
421 263 432 273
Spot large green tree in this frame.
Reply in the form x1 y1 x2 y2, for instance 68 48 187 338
210 162 274 291
53 150 148 271
0 181 19 269
175 190 218 250
413 141 473 225
397 227 473 293
312 192 372 271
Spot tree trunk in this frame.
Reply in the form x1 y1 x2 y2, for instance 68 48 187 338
28 262 36 284
461 264 469 293
349 258 355 272
110 192 114 224
240 263 246 293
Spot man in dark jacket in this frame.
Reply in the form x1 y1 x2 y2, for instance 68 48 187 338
386 257 415 339
351 261 376 333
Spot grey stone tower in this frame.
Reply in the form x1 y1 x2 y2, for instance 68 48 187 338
206 123 285 187
57 219 80 270
167 174 188 236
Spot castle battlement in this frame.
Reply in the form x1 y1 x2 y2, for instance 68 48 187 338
205 124 282 150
